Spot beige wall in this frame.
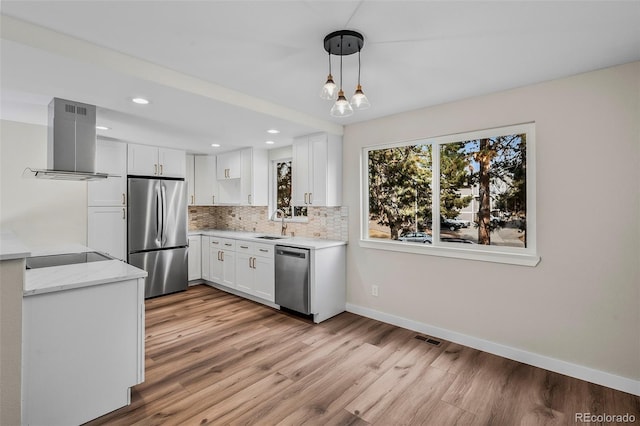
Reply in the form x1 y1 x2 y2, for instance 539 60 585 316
343 62 640 382
0 120 87 247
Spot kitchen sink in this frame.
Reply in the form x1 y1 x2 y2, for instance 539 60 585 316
255 235 286 240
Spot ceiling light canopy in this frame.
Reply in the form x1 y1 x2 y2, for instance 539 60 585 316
321 30 370 117
132 97 149 105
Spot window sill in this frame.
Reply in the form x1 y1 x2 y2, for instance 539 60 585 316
271 217 309 224
359 239 540 267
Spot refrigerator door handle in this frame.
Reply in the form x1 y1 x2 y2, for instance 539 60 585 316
160 183 167 246
155 183 162 244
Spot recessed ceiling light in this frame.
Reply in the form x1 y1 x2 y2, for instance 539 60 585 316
95 125 110 130
267 129 280 134
211 143 220 148
132 97 149 105
265 141 275 145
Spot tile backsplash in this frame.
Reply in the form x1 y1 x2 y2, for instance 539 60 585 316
188 206 349 241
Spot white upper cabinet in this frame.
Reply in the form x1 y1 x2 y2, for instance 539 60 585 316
127 143 185 178
240 148 268 206
217 148 268 205
194 155 219 206
186 154 195 206
216 151 241 180
88 140 127 207
292 133 342 207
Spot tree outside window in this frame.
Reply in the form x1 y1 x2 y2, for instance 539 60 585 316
366 124 531 251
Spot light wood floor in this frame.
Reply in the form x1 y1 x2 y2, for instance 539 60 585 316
86 284 639 425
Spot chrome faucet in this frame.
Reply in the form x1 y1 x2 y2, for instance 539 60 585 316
271 209 288 236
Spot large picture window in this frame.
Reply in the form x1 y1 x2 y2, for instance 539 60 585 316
361 123 538 265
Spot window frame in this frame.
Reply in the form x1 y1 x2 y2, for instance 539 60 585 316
269 157 308 223
360 122 540 266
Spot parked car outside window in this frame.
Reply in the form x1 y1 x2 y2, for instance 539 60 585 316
397 232 432 244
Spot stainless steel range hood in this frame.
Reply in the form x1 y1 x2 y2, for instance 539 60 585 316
23 98 108 181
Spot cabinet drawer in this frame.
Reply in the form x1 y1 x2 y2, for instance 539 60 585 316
253 243 273 257
210 237 236 251
236 241 253 253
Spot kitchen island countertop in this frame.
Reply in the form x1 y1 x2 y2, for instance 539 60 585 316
24 245 147 296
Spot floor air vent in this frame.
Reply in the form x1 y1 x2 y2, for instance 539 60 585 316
414 335 442 346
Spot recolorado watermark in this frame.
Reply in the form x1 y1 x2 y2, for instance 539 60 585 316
575 412 636 423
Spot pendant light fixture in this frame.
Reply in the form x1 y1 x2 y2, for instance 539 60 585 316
321 30 369 117
320 52 337 100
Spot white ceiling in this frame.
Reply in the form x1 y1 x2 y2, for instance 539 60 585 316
1 1 639 154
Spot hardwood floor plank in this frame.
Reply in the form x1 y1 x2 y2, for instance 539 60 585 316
83 285 640 426
344 339 445 422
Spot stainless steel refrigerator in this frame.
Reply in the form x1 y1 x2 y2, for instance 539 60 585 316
128 177 188 298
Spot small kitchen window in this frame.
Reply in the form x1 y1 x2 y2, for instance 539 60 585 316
272 159 307 220
360 123 539 266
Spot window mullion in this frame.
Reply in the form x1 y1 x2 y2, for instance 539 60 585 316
431 142 441 245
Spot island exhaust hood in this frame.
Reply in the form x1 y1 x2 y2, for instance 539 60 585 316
23 98 108 181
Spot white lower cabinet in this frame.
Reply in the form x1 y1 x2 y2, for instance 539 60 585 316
22 278 145 426
188 235 201 281
201 236 210 281
209 237 236 288
235 242 274 302
88 207 127 261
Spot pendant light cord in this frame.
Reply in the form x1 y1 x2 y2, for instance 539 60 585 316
339 35 344 91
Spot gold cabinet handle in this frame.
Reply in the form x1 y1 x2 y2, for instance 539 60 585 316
160 164 163 175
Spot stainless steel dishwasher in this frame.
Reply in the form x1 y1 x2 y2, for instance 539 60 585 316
275 245 311 314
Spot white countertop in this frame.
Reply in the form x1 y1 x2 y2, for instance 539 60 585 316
0 231 31 260
189 229 347 250
24 245 147 297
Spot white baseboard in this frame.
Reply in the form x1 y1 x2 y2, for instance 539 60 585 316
346 303 640 396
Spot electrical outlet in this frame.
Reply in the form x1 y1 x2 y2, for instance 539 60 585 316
371 285 379 297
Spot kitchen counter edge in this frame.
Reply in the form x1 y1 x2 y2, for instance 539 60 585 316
189 230 347 250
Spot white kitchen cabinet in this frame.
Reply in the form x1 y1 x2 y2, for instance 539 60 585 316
209 237 236 288
240 148 268 206
88 206 127 261
188 235 202 281
127 143 185 178
218 148 268 205
186 154 195 206
308 244 346 323
22 277 145 426
216 150 241 180
292 133 342 207
194 155 219 205
235 242 274 302
201 236 210 281
89 140 127 206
